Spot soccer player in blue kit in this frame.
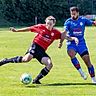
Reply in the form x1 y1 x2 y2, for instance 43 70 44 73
59 6 96 83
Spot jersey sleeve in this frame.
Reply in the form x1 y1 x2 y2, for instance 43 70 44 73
84 17 93 26
29 24 42 33
54 29 61 39
64 20 70 32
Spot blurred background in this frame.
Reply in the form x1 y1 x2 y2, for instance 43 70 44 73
0 0 96 26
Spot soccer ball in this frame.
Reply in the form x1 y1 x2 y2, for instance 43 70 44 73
20 73 32 85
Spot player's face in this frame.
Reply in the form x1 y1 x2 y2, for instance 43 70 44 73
46 19 55 30
71 11 79 20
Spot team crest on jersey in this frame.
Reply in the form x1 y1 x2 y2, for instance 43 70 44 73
51 33 54 36
80 22 83 26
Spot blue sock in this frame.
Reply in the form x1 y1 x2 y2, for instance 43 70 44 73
88 65 95 77
71 57 81 70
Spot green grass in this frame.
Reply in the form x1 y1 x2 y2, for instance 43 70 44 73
0 27 96 96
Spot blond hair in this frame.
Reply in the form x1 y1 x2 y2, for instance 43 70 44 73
45 16 56 24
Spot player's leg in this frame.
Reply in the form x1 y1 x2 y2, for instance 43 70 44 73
67 46 87 80
0 43 36 66
81 52 96 83
0 53 33 66
0 56 23 66
33 53 52 84
78 43 96 83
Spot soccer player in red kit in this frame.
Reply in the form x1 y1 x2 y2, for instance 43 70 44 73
0 16 78 84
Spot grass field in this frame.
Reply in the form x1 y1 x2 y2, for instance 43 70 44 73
0 27 96 96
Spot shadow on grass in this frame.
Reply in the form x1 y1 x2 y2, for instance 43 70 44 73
21 82 96 88
45 82 96 86
26 85 39 88
12 83 40 88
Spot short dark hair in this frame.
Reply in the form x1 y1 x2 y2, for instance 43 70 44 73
70 6 79 12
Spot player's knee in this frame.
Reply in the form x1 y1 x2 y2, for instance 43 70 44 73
68 51 75 58
22 53 33 62
48 63 53 68
46 63 53 70
22 57 31 62
41 57 53 70
46 59 53 69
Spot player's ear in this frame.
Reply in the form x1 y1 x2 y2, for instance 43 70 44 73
77 12 79 16
53 23 55 26
45 19 46 23
53 19 56 26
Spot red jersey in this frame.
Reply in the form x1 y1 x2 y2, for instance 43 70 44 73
29 24 61 50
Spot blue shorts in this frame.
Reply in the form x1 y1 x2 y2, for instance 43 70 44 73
67 42 88 56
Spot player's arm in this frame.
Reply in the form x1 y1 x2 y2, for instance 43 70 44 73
92 21 96 26
65 36 79 45
58 30 79 48
85 17 96 26
10 24 41 33
58 31 66 48
58 20 79 48
10 27 30 32
58 20 69 48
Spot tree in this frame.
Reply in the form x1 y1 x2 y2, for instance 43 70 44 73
0 0 95 26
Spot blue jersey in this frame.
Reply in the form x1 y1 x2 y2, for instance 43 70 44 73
64 16 94 55
64 16 93 45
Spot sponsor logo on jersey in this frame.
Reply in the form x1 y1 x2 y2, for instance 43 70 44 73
73 28 82 36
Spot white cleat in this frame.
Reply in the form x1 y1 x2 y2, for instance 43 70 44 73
92 77 96 84
80 72 88 80
92 80 96 84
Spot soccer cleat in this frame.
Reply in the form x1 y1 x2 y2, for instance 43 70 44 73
80 72 87 80
0 58 8 66
92 80 96 84
92 77 96 84
32 80 41 84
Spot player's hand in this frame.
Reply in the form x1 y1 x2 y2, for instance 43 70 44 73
93 21 96 26
58 43 63 48
73 37 79 45
10 27 17 32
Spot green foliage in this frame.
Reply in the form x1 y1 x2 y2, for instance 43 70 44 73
0 0 96 26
